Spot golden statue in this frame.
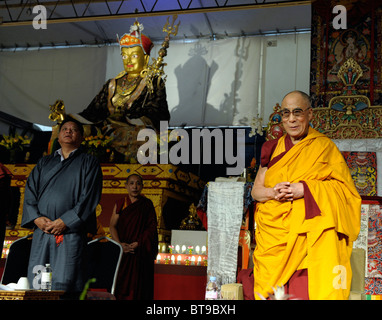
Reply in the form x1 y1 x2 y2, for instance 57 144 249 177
49 100 65 123
48 17 179 161
179 203 202 230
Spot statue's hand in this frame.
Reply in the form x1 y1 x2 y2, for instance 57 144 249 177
49 100 66 122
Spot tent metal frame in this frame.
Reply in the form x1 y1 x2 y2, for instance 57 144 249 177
0 0 311 26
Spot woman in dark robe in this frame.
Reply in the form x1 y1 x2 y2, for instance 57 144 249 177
109 174 158 300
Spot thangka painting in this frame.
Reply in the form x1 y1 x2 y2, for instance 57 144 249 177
341 151 377 196
367 205 382 278
364 204 382 295
310 0 382 108
354 204 382 295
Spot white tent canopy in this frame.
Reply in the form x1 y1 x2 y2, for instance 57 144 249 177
0 0 311 48
0 32 310 127
0 0 311 128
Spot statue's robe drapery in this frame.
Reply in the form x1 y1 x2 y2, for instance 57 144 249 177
21 148 103 292
79 75 170 130
253 127 361 300
114 195 158 300
75 74 170 157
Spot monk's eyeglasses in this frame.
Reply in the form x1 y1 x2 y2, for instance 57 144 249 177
280 107 311 119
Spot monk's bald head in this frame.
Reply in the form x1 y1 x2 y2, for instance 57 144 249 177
282 90 311 109
126 174 143 184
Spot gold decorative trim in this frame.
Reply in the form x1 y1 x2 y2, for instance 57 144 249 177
337 57 363 88
311 105 382 139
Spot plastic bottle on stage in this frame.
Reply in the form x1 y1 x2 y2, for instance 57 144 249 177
205 276 220 300
41 264 53 291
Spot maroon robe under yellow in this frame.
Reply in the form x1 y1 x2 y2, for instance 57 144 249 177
114 195 158 300
253 128 361 300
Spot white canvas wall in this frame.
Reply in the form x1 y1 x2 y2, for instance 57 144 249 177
0 47 108 126
261 32 311 123
0 33 311 128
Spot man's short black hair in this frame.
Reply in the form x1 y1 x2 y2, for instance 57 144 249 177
59 117 84 136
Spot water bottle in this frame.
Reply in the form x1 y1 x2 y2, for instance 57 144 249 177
205 276 220 300
41 263 52 291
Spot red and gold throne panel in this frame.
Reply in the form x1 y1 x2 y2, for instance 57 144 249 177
4 163 205 245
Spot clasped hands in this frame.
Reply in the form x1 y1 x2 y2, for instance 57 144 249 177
272 182 304 202
121 242 138 254
34 217 67 235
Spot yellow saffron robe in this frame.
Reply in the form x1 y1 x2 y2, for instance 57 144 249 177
253 127 361 300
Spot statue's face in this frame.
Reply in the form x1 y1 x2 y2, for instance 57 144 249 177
121 46 147 76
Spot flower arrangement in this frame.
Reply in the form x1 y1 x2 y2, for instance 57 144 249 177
82 134 113 151
0 133 31 151
81 131 114 162
0 133 31 163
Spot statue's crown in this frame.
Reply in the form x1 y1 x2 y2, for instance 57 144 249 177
118 20 153 55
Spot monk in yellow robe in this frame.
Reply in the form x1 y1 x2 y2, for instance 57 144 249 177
251 91 361 300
